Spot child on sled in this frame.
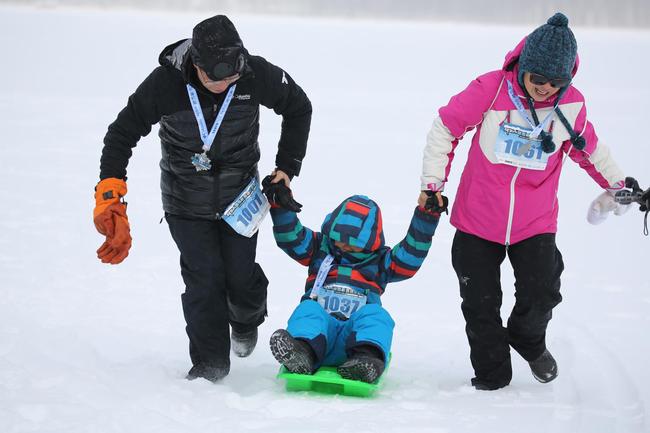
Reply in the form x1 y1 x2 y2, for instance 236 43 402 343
263 176 447 383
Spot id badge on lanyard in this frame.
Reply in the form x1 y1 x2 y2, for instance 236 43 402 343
221 177 270 238
317 283 367 320
494 123 549 170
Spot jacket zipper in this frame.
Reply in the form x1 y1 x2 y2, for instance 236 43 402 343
505 167 522 247
211 103 222 219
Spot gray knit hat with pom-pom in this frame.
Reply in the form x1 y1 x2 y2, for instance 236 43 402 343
519 13 577 83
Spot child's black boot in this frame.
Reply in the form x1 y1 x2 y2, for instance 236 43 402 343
269 329 316 374
337 344 385 383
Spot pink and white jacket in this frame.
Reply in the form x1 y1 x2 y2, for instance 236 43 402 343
420 38 625 245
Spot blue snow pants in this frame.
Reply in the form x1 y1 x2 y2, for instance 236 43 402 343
286 299 394 368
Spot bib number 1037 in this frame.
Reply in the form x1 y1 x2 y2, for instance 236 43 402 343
318 284 367 319
320 295 362 316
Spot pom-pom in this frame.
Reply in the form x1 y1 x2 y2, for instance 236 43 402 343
547 12 569 27
541 133 556 153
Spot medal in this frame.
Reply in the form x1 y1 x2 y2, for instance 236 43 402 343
191 151 212 171
516 142 532 156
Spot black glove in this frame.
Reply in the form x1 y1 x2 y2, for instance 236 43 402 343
640 189 649 212
620 177 649 212
423 191 449 216
262 175 303 212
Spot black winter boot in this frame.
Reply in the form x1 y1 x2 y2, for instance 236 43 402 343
528 349 558 383
231 328 258 358
269 329 316 375
337 344 385 383
471 377 509 391
186 362 230 382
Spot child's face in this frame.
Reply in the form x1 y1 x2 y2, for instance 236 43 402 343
334 241 364 253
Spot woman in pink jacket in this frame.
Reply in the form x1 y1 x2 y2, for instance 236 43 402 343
419 13 629 390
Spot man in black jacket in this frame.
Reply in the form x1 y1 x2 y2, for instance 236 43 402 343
93 15 312 382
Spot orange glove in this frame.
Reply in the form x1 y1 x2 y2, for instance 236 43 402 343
94 178 132 264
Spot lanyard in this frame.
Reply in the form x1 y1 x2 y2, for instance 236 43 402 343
506 80 557 139
186 84 236 153
309 255 335 300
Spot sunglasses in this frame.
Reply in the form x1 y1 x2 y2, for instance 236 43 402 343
528 73 570 88
206 55 245 81
191 46 246 82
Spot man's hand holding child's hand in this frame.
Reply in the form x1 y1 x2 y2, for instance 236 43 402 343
262 172 303 212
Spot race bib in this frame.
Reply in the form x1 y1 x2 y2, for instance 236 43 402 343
222 177 270 238
494 123 550 171
317 284 367 320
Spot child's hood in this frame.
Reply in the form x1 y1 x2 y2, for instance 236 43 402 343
320 195 385 253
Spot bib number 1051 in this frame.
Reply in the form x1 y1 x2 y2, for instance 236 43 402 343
494 122 550 171
503 139 543 160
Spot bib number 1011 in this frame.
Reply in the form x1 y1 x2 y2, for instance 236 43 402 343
237 192 265 227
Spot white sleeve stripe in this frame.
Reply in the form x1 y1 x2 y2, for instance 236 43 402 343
421 116 455 190
588 140 625 187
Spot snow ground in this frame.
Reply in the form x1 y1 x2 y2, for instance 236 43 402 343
0 5 649 433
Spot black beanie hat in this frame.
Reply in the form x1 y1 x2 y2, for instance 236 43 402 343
519 13 577 83
190 15 246 81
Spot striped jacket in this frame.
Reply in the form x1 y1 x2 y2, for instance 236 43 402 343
270 195 440 304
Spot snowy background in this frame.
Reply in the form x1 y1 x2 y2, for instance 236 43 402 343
1 4 649 433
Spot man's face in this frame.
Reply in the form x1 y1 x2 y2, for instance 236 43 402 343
194 64 240 94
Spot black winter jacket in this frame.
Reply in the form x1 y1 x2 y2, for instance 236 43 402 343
100 39 312 219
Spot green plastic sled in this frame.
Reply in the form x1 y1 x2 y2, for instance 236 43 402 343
277 354 391 398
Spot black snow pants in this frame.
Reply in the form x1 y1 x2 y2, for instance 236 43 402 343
451 230 564 389
166 214 268 368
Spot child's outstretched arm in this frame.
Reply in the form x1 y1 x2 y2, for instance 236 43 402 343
382 200 445 282
270 207 319 266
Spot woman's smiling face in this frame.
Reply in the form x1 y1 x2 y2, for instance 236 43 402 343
523 72 561 102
